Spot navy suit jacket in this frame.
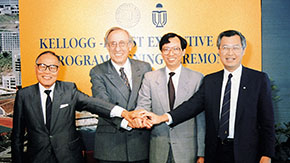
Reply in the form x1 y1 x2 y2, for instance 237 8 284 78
169 66 275 163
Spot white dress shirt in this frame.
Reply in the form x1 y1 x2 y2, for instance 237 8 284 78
219 64 242 139
39 83 55 124
111 59 132 90
111 59 133 130
165 65 182 96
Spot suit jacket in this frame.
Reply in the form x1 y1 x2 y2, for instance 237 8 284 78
89 59 151 161
169 66 275 163
137 66 206 163
11 81 115 163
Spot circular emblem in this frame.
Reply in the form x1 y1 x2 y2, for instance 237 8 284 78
115 3 141 28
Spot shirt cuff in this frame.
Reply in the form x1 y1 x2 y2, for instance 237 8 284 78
110 106 125 118
121 119 132 131
165 113 173 125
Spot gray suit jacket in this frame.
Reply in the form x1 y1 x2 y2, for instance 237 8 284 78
89 59 151 161
137 66 205 163
12 81 115 163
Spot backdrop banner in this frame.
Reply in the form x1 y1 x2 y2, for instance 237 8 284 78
19 0 261 95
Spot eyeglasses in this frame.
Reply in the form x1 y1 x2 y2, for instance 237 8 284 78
220 45 243 54
108 41 129 48
162 47 182 55
36 63 59 73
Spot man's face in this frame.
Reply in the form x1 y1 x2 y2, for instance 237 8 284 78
106 29 133 66
219 35 245 72
35 53 59 89
161 37 184 71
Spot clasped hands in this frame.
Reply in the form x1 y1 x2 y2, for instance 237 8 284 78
121 109 166 129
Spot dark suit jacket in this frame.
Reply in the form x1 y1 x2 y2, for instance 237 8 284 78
12 81 115 163
89 59 151 161
169 66 275 163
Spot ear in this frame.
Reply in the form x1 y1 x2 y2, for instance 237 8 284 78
181 49 186 56
128 42 134 51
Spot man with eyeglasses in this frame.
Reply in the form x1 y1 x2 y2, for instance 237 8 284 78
143 30 275 163
11 51 141 163
89 27 151 163
133 33 205 163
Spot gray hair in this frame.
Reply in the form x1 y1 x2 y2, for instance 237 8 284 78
104 27 134 45
217 30 247 49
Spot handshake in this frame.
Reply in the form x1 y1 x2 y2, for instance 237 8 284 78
121 109 169 129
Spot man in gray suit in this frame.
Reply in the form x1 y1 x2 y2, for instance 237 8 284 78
135 33 205 163
89 27 151 162
11 51 137 163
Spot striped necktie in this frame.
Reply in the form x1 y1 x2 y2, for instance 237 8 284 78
218 73 233 140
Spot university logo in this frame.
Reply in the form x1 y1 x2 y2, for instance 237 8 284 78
152 3 167 28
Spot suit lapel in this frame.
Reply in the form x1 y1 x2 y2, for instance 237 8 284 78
104 60 131 101
235 67 249 125
127 59 143 110
30 84 49 132
50 81 64 131
175 67 190 107
212 71 224 131
156 68 170 113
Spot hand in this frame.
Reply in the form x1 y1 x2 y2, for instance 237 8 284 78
129 117 152 129
121 109 147 124
143 112 169 125
196 157 204 163
259 156 271 163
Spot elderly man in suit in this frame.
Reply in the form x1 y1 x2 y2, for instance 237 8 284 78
11 51 137 163
145 30 275 163
135 33 205 163
89 27 151 163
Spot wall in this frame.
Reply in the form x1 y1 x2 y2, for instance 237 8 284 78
262 0 290 123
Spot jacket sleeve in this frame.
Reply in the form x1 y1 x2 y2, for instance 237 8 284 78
73 83 114 118
196 111 206 157
257 73 275 158
169 78 205 127
136 72 152 112
11 90 25 163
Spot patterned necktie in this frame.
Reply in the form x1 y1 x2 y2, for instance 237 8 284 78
168 72 176 111
44 90 52 130
119 67 131 91
219 73 233 140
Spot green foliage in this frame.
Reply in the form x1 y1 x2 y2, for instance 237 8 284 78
0 15 19 23
0 52 12 73
275 122 290 144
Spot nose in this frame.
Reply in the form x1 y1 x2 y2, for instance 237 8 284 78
115 44 121 51
228 48 234 55
168 49 175 56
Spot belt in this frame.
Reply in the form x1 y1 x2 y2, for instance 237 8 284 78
218 138 234 145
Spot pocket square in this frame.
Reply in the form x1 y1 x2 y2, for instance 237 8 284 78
60 104 69 108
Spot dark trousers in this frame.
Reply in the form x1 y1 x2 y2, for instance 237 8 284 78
166 144 175 163
216 138 235 163
97 160 148 163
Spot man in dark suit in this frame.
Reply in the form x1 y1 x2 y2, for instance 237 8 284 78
11 51 138 163
89 27 151 162
144 30 275 163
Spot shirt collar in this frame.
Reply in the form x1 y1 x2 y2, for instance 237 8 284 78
39 82 56 93
223 64 242 80
111 58 131 73
165 64 182 76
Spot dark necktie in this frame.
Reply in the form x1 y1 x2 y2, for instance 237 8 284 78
44 90 52 130
219 74 233 140
168 72 175 111
119 67 131 91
